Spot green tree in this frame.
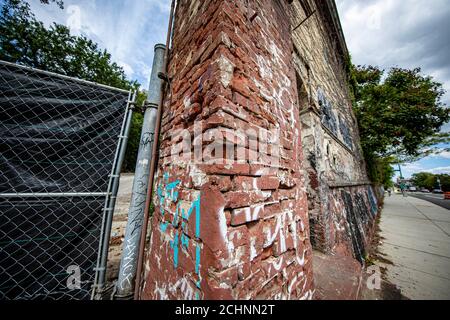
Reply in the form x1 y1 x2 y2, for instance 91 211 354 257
0 0 137 89
412 173 450 192
352 66 449 158
39 0 64 9
349 63 450 185
122 93 147 172
411 172 436 190
0 0 145 171
437 174 450 192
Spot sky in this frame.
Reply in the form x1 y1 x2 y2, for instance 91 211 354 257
27 0 171 89
335 0 450 178
26 0 450 178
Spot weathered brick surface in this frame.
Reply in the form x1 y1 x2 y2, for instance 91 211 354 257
141 0 314 300
140 0 380 300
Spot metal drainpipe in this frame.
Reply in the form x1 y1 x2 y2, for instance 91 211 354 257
114 44 166 299
134 0 176 300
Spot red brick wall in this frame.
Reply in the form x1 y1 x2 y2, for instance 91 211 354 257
140 0 314 300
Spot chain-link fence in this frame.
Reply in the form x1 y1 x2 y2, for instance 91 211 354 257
0 60 134 300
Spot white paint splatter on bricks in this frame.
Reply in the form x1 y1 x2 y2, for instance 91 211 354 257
219 282 232 290
279 226 287 254
164 277 197 300
219 245 246 269
216 55 235 88
296 249 306 267
249 237 258 261
269 40 284 66
218 205 234 255
288 274 299 298
273 257 284 271
264 214 283 248
254 78 274 103
254 190 272 200
257 55 273 79
183 96 191 109
299 289 314 300
154 282 168 300
233 204 264 223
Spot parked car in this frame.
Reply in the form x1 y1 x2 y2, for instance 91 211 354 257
420 188 431 193
409 187 417 192
433 189 444 194
445 192 450 200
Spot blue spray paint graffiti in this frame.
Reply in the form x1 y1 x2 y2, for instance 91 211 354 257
157 173 203 299
339 115 353 150
367 187 378 216
318 89 338 136
318 89 354 151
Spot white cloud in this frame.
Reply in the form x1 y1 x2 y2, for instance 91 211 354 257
336 0 450 106
118 62 134 78
403 163 424 172
27 0 170 87
66 5 81 33
424 166 450 175
429 151 450 159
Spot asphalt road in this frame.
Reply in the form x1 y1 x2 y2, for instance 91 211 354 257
409 192 450 210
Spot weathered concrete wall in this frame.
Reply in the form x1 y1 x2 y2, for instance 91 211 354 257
289 0 380 259
141 0 314 300
326 185 378 262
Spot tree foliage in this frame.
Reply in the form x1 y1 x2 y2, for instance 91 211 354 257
349 63 450 185
352 65 449 158
38 0 64 9
0 0 137 90
411 172 450 192
0 0 145 172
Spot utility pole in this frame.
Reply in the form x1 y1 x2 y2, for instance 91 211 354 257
396 163 404 180
394 148 404 180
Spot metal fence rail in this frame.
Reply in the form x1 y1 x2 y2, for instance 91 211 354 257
0 60 133 300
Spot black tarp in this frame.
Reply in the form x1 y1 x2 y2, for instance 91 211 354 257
0 61 129 300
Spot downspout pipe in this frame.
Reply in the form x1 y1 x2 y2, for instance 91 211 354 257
115 44 166 299
134 0 176 300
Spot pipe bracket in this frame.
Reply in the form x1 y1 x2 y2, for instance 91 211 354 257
142 102 158 111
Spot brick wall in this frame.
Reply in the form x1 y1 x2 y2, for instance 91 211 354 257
140 0 314 300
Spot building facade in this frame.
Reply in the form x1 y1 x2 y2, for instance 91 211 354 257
290 0 379 261
140 0 380 300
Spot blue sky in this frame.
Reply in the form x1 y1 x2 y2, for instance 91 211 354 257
27 0 170 89
336 0 450 178
27 0 449 178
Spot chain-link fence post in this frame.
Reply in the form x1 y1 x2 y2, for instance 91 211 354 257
92 91 136 299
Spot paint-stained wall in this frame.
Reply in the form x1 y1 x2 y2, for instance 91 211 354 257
289 0 380 259
141 0 314 300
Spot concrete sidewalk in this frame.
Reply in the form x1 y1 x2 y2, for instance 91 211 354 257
377 194 450 300
107 173 134 281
